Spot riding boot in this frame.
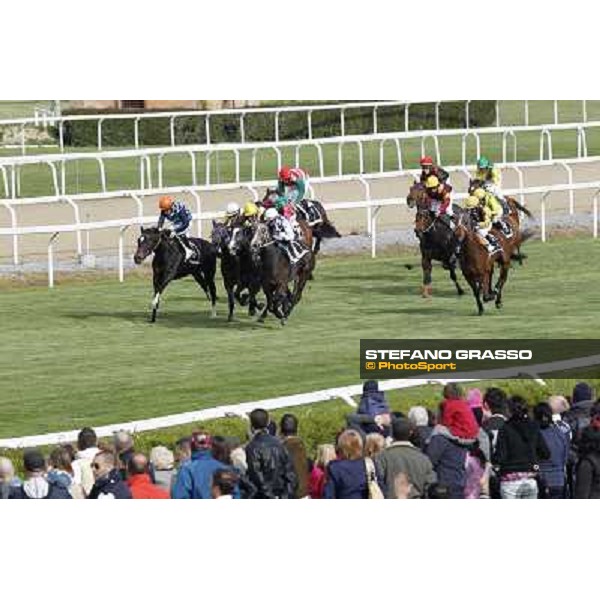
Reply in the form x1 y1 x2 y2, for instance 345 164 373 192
485 234 500 255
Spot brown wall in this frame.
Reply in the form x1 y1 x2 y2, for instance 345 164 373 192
65 100 261 111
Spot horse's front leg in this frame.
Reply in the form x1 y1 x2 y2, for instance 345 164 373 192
421 252 433 298
495 261 510 309
449 266 464 296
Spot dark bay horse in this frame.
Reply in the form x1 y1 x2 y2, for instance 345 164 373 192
261 189 341 255
406 182 465 298
133 227 217 323
455 217 511 316
250 221 314 324
211 220 262 321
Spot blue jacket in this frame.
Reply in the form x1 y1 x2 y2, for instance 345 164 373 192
426 431 468 499
158 201 192 234
171 450 238 499
323 459 372 499
539 425 570 488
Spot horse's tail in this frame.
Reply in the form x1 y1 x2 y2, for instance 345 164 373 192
519 229 535 245
314 221 342 239
510 199 533 219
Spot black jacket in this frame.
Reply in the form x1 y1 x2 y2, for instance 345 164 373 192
574 452 600 499
88 469 132 499
493 418 550 475
9 479 72 500
245 432 297 499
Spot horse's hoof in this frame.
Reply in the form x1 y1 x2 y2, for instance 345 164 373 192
496 301 503 309
227 315 234 323
421 285 432 298
457 288 465 296
280 319 287 326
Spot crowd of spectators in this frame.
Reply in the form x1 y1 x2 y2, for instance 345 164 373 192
1 380 599 500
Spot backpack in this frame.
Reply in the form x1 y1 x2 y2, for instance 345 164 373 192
364 457 384 500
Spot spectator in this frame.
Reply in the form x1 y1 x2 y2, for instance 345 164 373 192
533 402 570 499
426 385 478 499
574 425 600 499
482 387 509 451
464 389 491 499
493 396 550 499
9 449 72 499
212 435 255 499
245 409 297 499
212 469 240 499
309 444 336 499
150 446 175 492
548 395 572 439
375 417 436 499
408 406 432 450
347 380 392 437
171 436 192 491
280 414 310 499
365 433 386 459
127 453 169 499
88 451 132 499
48 446 85 499
172 432 235 499
113 431 135 481
324 429 372 499
72 427 99 497
0 457 21 500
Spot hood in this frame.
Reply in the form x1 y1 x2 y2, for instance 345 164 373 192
23 476 50 499
47 470 72 489
441 398 479 440
573 383 594 405
432 424 476 446
358 390 390 417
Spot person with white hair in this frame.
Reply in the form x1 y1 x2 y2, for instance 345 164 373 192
149 446 175 492
408 406 433 449
0 456 21 500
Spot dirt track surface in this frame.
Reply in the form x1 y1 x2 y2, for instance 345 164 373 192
1 161 599 272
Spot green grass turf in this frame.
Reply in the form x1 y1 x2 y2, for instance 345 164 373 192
0 236 599 439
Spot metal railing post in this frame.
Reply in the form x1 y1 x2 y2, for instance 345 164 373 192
134 117 140 148
554 100 559 125
577 126 588 158
157 154 164 188
275 111 280 142
61 196 83 258
186 189 202 237
338 142 344 177
48 232 59 288
371 206 382 259
340 108 345 137
0 165 9 197
496 100 500 127
97 118 104 151
508 166 525 205
435 101 441 130
465 100 472 129
96 158 107 192
129 192 144 221
583 100 588 123
170 116 176 146
541 191 549 242
45 161 60 197
240 113 246 144
404 103 410 132
233 149 240 183
58 121 64 152
558 162 574 215
357 141 364 174
118 224 130 282
205 114 211 145
594 190 599 239
373 106 378 134
308 110 313 140
1 200 19 265
524 100 529 126
188 151 197 187
243 184 259 202
358 176 372 235
540 129 553 161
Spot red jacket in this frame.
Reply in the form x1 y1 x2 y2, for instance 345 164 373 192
127 474 170 499
441 398 479 440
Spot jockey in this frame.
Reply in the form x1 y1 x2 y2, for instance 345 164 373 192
419 156 450 187
472 187 512 238
264 207 306 264
157 195 196 262
224 202 241 227
277 165 308 205
464 195 501 255
424 175 455 229
475 157 509 215
241 201 260 227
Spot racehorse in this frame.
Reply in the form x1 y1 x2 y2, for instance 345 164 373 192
455 214 512 316
250 220 314 324
211 220 262 321
261 189 341 256
133 227 217 323
406 182 465 298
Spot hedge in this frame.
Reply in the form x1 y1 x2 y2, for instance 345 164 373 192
50 101 497 148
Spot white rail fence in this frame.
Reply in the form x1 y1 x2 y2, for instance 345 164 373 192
0 155 598 266
0 100 594 155
3 353 599 449
1 119 598 199
1 178 598 287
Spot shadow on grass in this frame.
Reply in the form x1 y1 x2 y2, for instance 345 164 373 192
62 309 281 330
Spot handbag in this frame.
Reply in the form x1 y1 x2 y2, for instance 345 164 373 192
364 457 384 499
